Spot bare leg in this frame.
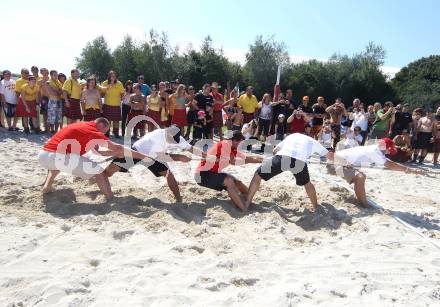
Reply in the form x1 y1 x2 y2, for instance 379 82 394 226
32 117 39 131
224 176 247 211
6 116 12 128
23 117 29 129
245 172 262 209
235 180 249 195
42 170 60 194
12 116 18 129
43 114 48 132
352 173 370 208
303 182 318 212
434 152 439 165
104 163 121 177
94 173 113 200
162 171 182 203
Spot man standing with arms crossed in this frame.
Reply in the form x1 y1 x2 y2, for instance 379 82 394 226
63 69 83 124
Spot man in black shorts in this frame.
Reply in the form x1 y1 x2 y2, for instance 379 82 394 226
245 133 335 212
104 125 203 203
195 131 263 211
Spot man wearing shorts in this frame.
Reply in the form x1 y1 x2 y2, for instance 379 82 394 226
329 138 423 207
105 125 204 203
195 131 263 211
47 70 64 133
412 109 434 164
325 98 347 148
0 70 18 130
39 118 149 199
245 133 335 212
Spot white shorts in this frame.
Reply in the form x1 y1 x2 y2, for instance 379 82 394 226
38 150 104 179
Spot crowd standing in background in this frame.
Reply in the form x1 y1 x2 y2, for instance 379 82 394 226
1 67 439 165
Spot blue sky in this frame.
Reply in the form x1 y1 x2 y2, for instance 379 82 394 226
2 0 439 77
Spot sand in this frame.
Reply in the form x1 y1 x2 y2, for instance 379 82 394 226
0 128 439 306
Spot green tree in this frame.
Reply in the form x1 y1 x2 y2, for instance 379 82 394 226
244 35 290 97
284 42 395 106
113 35 137 83
75 36 114 81
391 55 440 110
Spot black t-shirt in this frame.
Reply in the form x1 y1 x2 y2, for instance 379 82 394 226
273 100 289 117
287 98 298 110
298 104 313 114
393 112 412 131
312 104 327 126
194 93 213 110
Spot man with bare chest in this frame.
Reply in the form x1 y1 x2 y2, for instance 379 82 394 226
412 109 434 164
325 98 347 149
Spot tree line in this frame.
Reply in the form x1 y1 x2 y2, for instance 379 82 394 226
76 29 439 110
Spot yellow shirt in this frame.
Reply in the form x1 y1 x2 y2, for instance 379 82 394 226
21 84 40 101
62 78 81 99
101 80 124 106
238 94 259 113
15 78 28 93
148 95 160 112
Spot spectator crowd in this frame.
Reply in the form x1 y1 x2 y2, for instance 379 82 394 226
1 67 439 165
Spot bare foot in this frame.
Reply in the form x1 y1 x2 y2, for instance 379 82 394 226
42 186 54 194
175 197 183 204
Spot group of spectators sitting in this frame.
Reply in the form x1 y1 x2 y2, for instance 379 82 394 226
1 67 439 165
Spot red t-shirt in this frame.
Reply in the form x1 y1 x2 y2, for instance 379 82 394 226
290 116 307 133
196 140 246 173
43 121 109 155
210 92 224 112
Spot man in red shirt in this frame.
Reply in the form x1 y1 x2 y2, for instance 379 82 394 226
195 131 263 211
38 118 150 199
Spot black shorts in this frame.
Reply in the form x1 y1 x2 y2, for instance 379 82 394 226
111 157 169 177
414 132 432 149
195 171 231 191
256 155 310 186
331 124 341 142
187 110 197 124
4 102 16 118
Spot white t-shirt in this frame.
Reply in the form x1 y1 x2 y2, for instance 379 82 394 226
344 132 363 148
241 123 253 140
275 133 328 162
133 129 191 158
351 111 369 131
0 79 17 104
336 144 387 167
319 132 333 148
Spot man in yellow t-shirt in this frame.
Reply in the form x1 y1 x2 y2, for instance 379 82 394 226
62 69 82 124
15 68 30 96
237 86 259 124
101 71 125 138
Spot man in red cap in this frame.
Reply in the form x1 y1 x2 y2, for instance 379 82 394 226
327 138 424 208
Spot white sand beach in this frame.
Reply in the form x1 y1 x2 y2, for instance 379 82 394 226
0 129 439 306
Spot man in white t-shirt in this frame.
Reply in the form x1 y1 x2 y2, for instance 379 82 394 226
104 125 203 203
0 70 18 130
245 133 335 211
328 138 423 207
